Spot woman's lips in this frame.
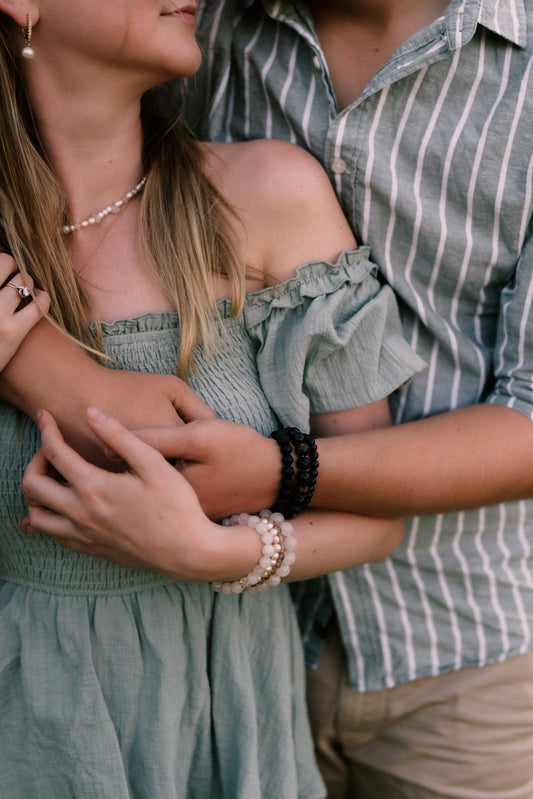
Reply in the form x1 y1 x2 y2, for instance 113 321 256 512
161 6 197 26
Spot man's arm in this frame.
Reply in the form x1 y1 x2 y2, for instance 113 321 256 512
133 403 532 520
156 229 533 518
0 319 215 464
313 403 533 515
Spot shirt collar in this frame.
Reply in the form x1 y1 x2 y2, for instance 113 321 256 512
447 0 527 49
237 0 527 48
237 0 300 15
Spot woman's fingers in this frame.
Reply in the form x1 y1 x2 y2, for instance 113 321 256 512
0 253 19 284
22 447 93 525
0 256 50 317
18 405 231 581
0 271 31 309
22 508 133 564
24 411 102 491
85 407 171 479
3 288 50 333
0 259 51 369
22 506 84 539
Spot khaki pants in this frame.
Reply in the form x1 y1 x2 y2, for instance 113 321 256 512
306 623 533 799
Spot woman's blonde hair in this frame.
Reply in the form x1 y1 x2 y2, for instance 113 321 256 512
0 14 245 376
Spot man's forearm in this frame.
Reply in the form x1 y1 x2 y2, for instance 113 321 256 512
313 404 533 516
0 319 212 466
0 319 105 421
0 319 133 464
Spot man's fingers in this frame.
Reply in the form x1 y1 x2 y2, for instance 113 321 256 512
129 419 224 462
170 384 217 422
130 426 199 460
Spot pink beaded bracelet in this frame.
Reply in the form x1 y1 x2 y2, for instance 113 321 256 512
212 510 297 594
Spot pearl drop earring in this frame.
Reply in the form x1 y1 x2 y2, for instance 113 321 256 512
21 14 35 59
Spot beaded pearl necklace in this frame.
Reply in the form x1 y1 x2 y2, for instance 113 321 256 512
60 176 147 234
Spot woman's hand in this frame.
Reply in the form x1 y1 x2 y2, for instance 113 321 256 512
0 254 50 371
22 409 403 582
22 409 257 581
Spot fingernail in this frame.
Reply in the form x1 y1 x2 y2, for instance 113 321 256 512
87 407 108 423
36 410 43 422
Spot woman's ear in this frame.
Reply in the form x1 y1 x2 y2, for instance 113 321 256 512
0 1 39 29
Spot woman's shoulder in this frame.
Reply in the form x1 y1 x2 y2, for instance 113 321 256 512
201 140 339 219
202 139 324 184
200 140 356 283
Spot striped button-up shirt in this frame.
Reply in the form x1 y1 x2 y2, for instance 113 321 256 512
183 0 533 691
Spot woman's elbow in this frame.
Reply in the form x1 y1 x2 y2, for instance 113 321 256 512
370 517 405 562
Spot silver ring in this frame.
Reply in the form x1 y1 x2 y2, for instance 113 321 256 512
8 284 32 299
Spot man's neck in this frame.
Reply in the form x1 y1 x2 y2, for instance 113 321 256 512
306 0 450 108
307 0 447 27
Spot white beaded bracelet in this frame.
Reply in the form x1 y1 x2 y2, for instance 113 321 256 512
212 510 297 594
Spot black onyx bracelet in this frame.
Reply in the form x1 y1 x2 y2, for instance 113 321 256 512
270 427 319 518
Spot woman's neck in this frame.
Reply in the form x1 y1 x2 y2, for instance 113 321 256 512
25 65 145 223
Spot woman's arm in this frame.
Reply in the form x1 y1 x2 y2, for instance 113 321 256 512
21 407 403 581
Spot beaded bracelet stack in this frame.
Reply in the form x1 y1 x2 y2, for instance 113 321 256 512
212 510 297 594
271 427 319 518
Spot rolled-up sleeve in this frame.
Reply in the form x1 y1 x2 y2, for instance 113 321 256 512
488 226 533 419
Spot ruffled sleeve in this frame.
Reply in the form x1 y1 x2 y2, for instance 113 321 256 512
242 248 426 431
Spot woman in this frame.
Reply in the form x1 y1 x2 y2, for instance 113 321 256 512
0 261 49 369
0 2 423 797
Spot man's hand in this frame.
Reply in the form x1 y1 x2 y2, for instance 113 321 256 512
133 418 280 520
66 369 217 467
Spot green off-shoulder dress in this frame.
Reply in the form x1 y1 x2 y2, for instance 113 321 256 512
0 251 424 799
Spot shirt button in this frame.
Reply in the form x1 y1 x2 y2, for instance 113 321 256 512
331 157 347 174
312 55 321 70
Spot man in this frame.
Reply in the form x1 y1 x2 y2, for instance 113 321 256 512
181 1 533 797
